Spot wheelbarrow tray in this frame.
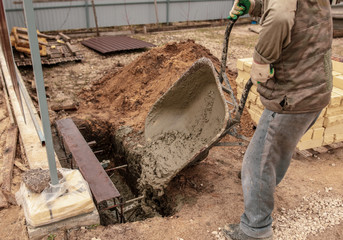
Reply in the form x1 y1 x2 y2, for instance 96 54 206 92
141 58 229 193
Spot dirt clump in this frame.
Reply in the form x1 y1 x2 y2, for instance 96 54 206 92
22 169 63 193
78 40 243 131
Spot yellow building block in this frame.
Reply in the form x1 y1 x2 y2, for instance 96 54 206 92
237 58 253 71
243 60 253 73
324 124 343 135
311 109 325 128
323 114 343 127
312 127 324 140
332 60 343 74
236 70 251 89
250 84 258 95
248 91 258 105
297 139 323 150
335 133 343 142
323 134 335 145
300 129 314 142
247 105 264 124
312 117 324 128
324 106 343 117
238 70 252 83
333 75 343 90
333 86 343 94
332 87 343 105
247 110 262 125
249 104 264 115
328 92 341 107
256 98 265 110
332 71 341 77
237 59 245 71
235 78 244 89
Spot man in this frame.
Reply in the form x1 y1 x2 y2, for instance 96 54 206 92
224 0 333 239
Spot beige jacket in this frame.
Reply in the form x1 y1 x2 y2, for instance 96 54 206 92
251 0 333 113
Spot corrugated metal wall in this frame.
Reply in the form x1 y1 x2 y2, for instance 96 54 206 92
4 0 234 32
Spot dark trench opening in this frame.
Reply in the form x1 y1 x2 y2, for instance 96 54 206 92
53 118 175 225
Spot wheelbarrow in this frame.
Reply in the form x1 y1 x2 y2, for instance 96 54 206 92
141 19 253 195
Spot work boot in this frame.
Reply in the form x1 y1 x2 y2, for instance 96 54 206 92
222 224 273 240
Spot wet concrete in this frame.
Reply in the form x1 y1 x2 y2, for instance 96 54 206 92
140 58 229 197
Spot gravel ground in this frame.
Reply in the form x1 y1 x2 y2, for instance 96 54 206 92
274 191 343 240
212 190 343 240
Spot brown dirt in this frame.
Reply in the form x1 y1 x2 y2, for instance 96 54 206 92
78 40 254 137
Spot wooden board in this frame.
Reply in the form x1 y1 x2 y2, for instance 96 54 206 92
0 45 61 169
1 125 18 192
296 141 343 158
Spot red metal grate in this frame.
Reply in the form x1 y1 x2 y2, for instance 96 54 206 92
82 35 155 54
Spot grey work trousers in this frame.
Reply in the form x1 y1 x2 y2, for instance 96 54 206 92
240 109 322 238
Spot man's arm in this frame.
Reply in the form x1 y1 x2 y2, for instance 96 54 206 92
253 0 297 64
249 0 263 17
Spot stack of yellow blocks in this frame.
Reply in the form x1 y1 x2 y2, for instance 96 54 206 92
236 58 343 151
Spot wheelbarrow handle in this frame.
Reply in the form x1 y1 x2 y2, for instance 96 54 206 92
219 18 237 84
223 78 253 136
235 78 253 122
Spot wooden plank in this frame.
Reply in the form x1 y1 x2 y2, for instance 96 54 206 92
0 69 14 123
66 42 76 56
1 125 18 193
0 190 8 209
16 27 56 40
58 32 71 42
296 149 313 158
14 160 29 172
312 146 329 154
328 141 343 150
51 102 78 112
17 34 49 46
0 45 61 169
27 209 99 240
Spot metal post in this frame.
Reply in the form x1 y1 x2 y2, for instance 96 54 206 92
91 0 100 36
166 0 170 25
85 0 90 29
22 0 59 185
154 0 159 27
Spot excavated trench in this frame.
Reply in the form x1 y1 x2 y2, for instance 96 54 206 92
58 118 176 225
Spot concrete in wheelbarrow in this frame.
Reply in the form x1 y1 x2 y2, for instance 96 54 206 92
114 58 229 201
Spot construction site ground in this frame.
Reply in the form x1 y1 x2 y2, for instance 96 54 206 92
1 24 343 240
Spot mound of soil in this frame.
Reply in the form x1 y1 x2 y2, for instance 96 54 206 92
79 39 254 136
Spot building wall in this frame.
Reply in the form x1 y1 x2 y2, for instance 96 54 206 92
4 0 234 32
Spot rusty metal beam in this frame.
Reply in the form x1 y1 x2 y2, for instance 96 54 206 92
56 118 121 204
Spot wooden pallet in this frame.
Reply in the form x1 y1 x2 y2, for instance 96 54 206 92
13 33 83 66
296 142 343 158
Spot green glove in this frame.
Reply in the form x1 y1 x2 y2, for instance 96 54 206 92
228 0 254 20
